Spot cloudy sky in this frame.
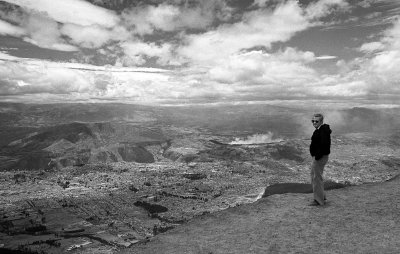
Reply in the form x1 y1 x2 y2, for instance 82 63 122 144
0 0 399 106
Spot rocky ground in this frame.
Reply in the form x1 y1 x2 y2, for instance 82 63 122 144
0 134 399 253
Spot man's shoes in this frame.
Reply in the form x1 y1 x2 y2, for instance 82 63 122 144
308 200 323 206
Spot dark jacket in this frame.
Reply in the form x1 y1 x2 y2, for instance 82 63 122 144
310 124 331 160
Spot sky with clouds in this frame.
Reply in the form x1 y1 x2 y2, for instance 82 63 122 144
0 0 399 106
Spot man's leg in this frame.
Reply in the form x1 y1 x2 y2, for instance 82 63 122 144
311 155 329 205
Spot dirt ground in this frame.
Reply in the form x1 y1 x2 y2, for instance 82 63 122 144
130 174 400 254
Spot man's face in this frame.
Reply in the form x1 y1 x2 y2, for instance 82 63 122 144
311 116 323 129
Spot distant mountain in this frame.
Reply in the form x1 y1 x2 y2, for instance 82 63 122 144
0 122 169 170
0 103 158 127
1 102 399 170
0 102 307 136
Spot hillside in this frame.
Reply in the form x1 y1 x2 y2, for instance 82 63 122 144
0 122 169 170
1 102 399 172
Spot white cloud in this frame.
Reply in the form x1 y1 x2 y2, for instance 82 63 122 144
0 59 93 95
252 0 271 8
0 0 125 51
122 4 179 35
120 41 177 66
383 17 400 50
21 13 78 51
0 52 182 103
207 49 316 86
311 80 370 97
3 0 119 27
305 0 350 20
60 24 130 49
23 38 78 51
0 51 19 60
121 2 224 35
178 1 309 65
348 17 400 95
359 42 384 53
316 55 338 60
0 19 25 36
61 24 112 48
1 0 399 104
369 50 400 80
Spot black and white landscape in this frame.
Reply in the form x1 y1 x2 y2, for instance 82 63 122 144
0 102 399 253
1 0 400 253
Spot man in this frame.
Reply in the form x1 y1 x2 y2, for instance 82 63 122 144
309 113 331 206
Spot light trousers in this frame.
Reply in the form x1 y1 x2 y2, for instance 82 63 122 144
311 155 329 205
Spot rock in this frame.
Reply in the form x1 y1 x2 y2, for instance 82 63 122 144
182 173 207 180
57 180 70 189
129 185 139 192
61 226 85 234
134 201 168 214
13 173 26 184
188 162 197 168
25 224 47 233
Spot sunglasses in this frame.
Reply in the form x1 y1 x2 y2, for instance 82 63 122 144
311 120 319 123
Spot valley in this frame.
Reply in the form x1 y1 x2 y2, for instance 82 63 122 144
0 103 399 253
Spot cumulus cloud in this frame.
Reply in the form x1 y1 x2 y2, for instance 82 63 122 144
61 24 130 49
1 0 399 104
293 8 400 102
3 0 120 27
360 41 385 53
207 49 316 86
0 52 186 103
21 13 78 51
0 51 19 60
0 0 122 51
0 59 92 95
121 0 232 35
345 17 400 96
119 41 177 66
252 0 271 8
0 19 25 36
122 4 180 35
178 1 309 65
305 0 350 20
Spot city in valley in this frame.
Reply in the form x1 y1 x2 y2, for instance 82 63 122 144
0 103 399 253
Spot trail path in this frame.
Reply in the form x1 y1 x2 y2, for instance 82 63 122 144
131 175 400 254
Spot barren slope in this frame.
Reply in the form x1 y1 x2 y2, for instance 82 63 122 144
132 175 400 254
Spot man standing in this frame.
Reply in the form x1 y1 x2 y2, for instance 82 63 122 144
309 113 331 206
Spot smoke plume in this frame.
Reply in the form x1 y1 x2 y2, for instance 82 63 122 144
230 132 282 145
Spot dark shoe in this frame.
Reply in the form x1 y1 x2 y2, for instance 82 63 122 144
308 200 321 206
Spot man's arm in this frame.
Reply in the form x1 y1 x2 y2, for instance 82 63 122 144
315 128 330 160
